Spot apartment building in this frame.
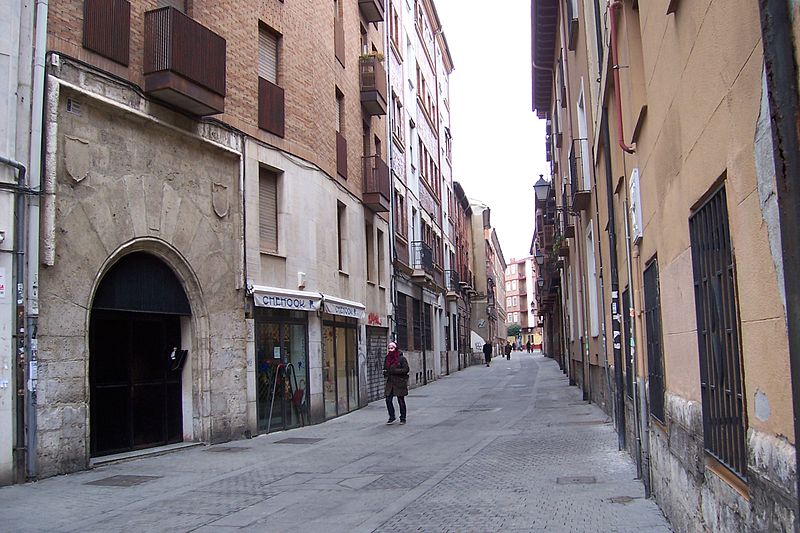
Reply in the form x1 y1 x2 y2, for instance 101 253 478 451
387 0 454 385
505 256 540 349
0 0 393 482
452 181 477 368
532 0 797 530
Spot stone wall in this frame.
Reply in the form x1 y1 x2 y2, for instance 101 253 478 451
35 62 247 477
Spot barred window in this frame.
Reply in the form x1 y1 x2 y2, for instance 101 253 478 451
412 298 422 350
690 184 747 479
424 303 433 350
644 259 665 423
395 294 408 351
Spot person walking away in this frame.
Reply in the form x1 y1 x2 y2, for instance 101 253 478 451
526 341 531 353
504 342 512 360
483 342 492 367
384 342 409 424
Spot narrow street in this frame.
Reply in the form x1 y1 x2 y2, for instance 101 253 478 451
0 353 670 532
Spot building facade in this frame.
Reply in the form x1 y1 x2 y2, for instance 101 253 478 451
387 0 455 386
532 0 798 530
505 256 540 349
469 203 507 355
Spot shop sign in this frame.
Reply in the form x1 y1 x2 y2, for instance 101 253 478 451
257 294 320 311
324 301 365 319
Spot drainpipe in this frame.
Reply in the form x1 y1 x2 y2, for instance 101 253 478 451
608 1 635 154
757 0 800 518
624 197 650 496
0 156 28 484
25 0 49 480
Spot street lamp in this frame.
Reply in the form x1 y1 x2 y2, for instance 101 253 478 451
537 278 545 288
535 249 544 266
534 174 550 204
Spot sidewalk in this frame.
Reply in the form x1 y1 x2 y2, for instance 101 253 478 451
0 353 671 532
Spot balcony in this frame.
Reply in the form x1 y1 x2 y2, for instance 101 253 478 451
569 138 592 212
445 270 460 300
143 7 226 116
359 0 385 22
359 55 387 116
411 241 434 282
362 155 390 212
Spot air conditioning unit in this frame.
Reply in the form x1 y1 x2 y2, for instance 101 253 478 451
629 168 643 244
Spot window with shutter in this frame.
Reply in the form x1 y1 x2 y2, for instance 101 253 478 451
259 27 279 84
259 168 278 253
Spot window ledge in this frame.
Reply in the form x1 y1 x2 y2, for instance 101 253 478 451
705 454 749 500
260 250 286 259
338 270 350 278
367 280 377 287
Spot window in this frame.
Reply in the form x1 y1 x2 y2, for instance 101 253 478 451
390 4 401 53
258 24 284 136
412 298 422 350
506 282 511 292
690 184 747 479
337 202 346 271
392 93 404 143
365 223 375 282
258 25 279 84
396 294 408 350
259 168 279 253
513 296 518 306
586 222 599 337
644 259 665 423
511 280 518 291
336 91 344 133
377 230 385 285
507 297 513 308
334 0 345 65
424 303 433 350
577 83 591 191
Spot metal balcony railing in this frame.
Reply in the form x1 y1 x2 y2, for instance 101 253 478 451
362 155 390 212
411 241 434 275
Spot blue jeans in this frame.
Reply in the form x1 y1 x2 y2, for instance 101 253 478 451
386 394 406 421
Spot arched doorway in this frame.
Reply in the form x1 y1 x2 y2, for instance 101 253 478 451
89 252 191 457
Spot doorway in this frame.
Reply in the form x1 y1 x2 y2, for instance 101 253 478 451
89 252 191 457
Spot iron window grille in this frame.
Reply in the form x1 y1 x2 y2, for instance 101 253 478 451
412 298 422 350
689 184 747 479
643 259 666 423
395 294 408 351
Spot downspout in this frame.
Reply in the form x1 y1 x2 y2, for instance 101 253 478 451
625 197 650 496
386 0 398 349
757 0 800 518
0 156 28 484
25 0 49 480
608 1 635 154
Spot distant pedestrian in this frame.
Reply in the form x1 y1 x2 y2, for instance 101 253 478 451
526 341 531 353
483 342 492 367
504 342 512 360
384 342 409 424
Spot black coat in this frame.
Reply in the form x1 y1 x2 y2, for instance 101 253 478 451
483 343 493 356
384 353 409 396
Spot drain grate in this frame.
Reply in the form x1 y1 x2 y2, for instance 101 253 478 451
556 476 596 485
274 437 324 444
457 407 500 413
206 446 250 453
85 475 161 487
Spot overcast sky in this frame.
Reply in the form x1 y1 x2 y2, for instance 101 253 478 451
434 0 548 264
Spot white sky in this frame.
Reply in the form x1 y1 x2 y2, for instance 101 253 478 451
434 0 548 265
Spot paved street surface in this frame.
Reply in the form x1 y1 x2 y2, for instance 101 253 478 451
0 353 671 532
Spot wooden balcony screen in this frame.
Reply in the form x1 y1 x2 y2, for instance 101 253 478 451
144 7 226 96
259 78 285 137
83 0 131 66
336 132 348 179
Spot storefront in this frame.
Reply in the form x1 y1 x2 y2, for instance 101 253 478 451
320 295 365 419
251 286 320 433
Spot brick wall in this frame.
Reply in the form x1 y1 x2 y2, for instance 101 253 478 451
47 0 387 201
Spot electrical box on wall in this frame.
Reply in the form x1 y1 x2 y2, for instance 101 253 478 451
629 168 643 244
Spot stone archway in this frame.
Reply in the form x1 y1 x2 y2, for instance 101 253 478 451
87 240 210 456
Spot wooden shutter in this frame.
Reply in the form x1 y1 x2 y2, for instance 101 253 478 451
259 169 278 252
157 0 185 11
258 27 278 83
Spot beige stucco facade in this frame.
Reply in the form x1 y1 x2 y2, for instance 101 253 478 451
534 0 797 530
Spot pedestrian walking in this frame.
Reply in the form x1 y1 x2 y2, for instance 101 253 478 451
483 342 492 367
384 342 409 424
504 342 512 360
526 341 531 353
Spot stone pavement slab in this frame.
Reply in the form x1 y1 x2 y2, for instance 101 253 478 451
0 353 671 532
